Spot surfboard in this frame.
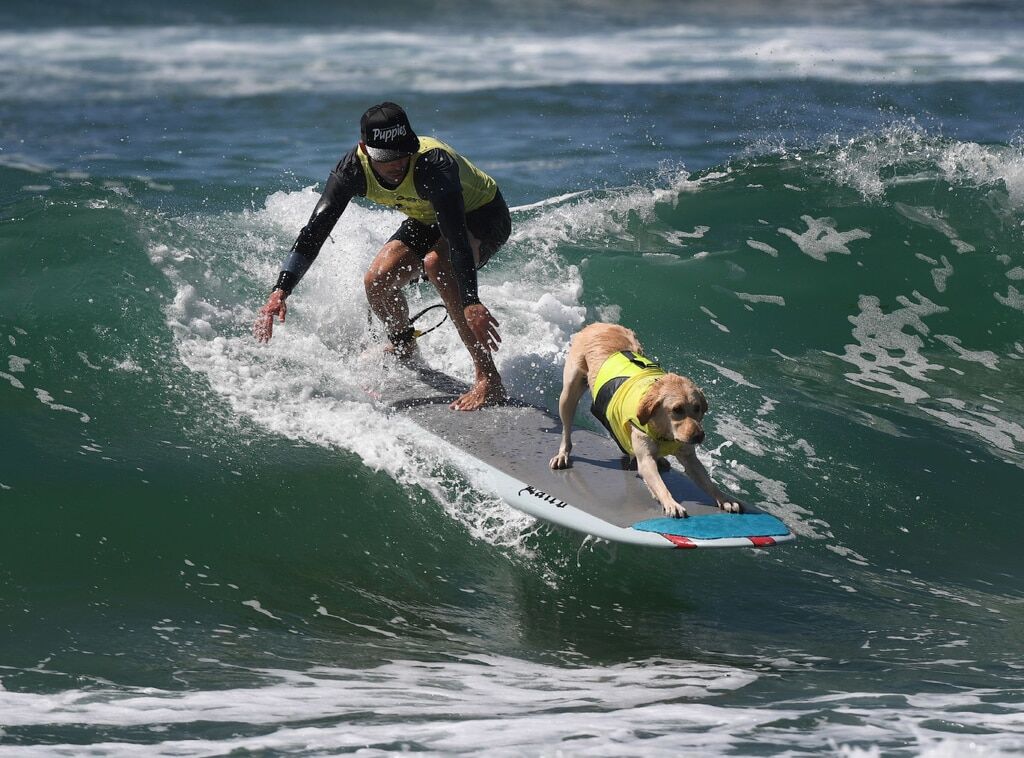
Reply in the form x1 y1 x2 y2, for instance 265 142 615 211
386 365 795 550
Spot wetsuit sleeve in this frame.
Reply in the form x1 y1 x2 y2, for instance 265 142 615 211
273 148 367 294
414 149 481 307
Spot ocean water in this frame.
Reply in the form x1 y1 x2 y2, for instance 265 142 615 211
2 1 1024 755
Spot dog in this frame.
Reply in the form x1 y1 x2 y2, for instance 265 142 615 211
549 322 741 518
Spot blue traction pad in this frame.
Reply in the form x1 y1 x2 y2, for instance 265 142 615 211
632 513 791 540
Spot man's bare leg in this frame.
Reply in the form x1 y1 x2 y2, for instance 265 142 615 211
423 238 506 411
363 241 425 361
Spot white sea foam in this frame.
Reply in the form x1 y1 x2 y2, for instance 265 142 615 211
5 339 92 421
895 203 975 254
915 252 954 293
829 126 1024 211
511 168 697 254
6 355 28 372
934 334 1000 371
31 388 91 423
746 239 780 257
829 292 948 404
1 654 1020 756
995 285 1024 312
777 215 872 262
826 285 1024 462
921 399 1024 454
697 359 761 389
735 292 786 306
3 22 1024 101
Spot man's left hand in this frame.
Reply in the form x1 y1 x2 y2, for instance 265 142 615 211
465 303 501 352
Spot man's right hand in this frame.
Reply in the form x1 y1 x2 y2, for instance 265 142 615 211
464 303 501 352
254 289 288 343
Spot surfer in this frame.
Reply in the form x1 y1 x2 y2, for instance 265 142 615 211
254 102 511 411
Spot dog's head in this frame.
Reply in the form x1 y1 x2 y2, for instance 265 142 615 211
637 374 708 446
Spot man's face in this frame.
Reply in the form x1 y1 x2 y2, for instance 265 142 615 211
370 155 411 184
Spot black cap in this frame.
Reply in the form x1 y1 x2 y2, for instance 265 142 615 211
360 102 419 162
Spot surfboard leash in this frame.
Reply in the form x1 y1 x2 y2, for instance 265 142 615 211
408 303 449 339
373 303 449 349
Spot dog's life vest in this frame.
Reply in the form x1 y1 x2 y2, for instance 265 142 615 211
590 351 682 458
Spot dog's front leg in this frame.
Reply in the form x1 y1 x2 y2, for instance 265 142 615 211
676 446 743 513
633 432 687 518
549 367 588 469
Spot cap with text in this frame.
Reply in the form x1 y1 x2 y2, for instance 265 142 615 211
360 102 420 162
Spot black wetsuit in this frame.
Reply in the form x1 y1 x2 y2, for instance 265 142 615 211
273 146 509 308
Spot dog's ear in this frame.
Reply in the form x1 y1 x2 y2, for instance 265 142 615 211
636 382 663 425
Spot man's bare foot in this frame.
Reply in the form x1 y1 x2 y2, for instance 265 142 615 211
450 378 506 411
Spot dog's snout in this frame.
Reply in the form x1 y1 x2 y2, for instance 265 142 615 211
677 418 704 445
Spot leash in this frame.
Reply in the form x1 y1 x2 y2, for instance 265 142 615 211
408 303 449 339
380 303 450 348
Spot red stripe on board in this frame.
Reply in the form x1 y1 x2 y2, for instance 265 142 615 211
662 534 697 549
749 536 777 547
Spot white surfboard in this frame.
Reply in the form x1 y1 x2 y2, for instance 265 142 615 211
387 366 795 550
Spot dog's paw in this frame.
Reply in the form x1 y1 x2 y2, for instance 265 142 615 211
716 497 744 514
549 453 572 470
662 501 688 519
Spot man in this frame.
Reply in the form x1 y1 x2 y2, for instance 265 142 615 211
254 102 511 411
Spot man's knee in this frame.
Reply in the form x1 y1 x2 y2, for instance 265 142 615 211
364 264 406 298
365 246 416 293
362 263 373 284
423 250 444 282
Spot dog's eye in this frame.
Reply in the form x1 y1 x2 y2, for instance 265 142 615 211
670 404 685 417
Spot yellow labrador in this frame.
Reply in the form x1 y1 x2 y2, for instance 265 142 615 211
549 323 741 518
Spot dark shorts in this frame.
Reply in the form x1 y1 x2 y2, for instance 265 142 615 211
388 190 511 268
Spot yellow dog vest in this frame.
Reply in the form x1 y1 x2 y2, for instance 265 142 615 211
357 136 497 224
590 351 682 458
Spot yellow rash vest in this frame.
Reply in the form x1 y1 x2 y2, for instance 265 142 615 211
590 351 682 458
356 136 497 224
